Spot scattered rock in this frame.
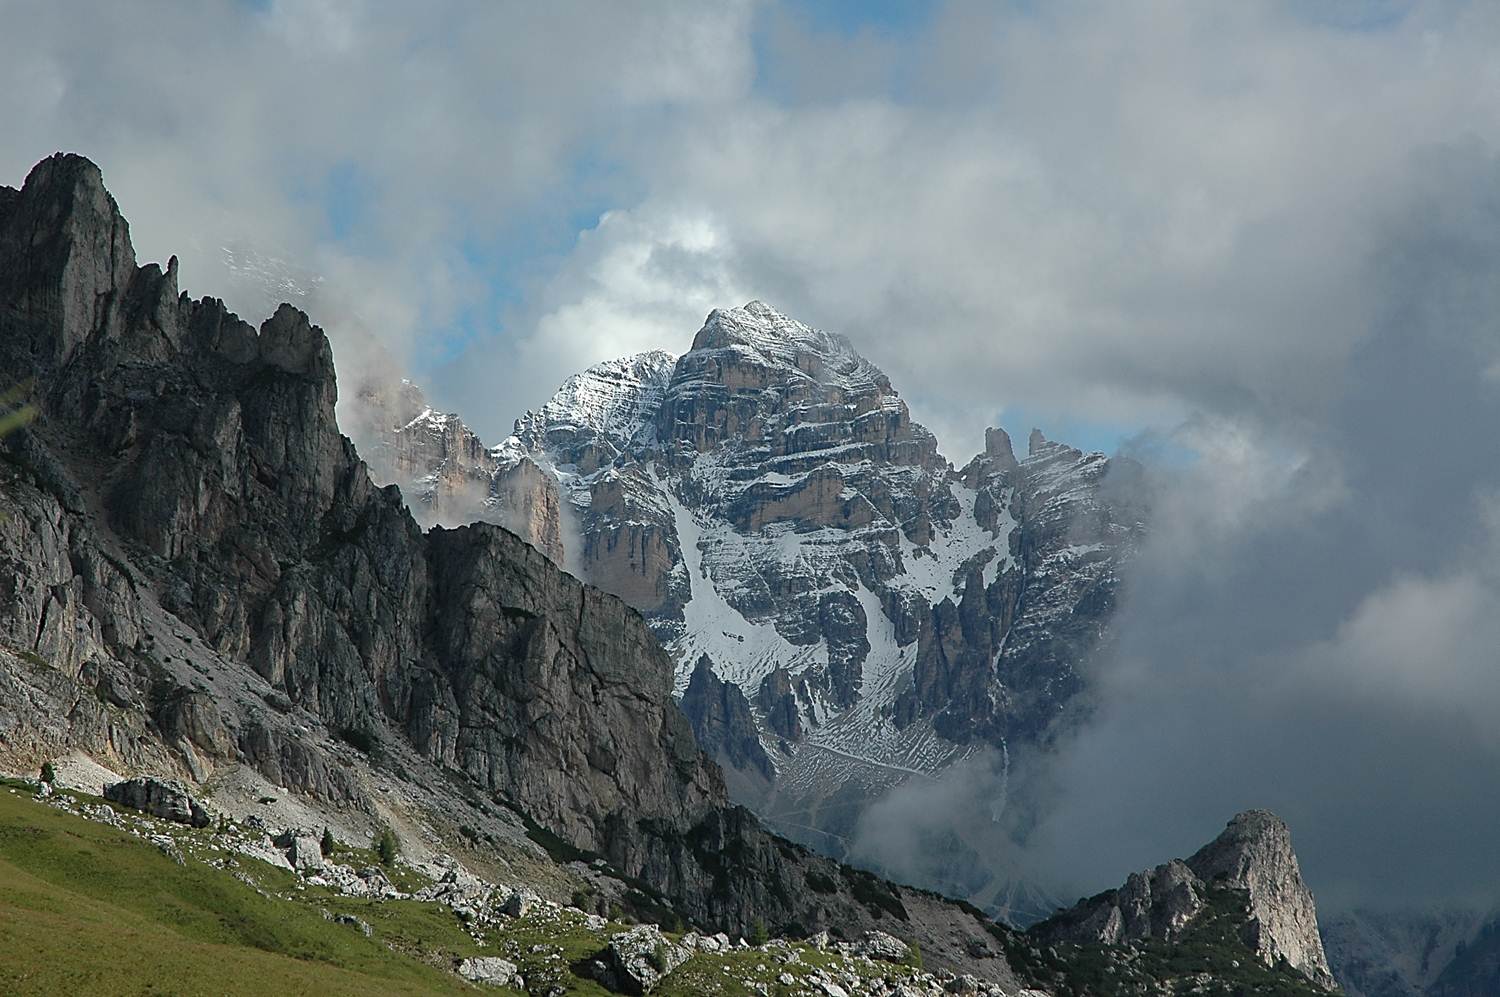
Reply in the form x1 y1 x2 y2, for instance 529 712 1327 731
501 887 535 918
333 913 372 937
455 956 523 988
856 929 912 963
284 832 325 872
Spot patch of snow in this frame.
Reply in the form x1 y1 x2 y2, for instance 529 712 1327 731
664 475 826 692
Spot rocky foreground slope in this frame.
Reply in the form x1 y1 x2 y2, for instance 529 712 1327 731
0 153 1336 995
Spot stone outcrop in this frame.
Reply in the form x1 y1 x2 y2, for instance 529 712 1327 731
756 667 805 743
1034 810 1336 990
595 924 692 994
103 778 211 828
1187 810 1336 988
855 929 912 963
275 830 326 871
456 956 524 988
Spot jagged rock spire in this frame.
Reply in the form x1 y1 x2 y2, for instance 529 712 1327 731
1035 809 1336 990
1188 810 1335 988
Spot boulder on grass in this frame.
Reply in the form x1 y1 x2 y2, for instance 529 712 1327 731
854 929 911 963
456 956 522 988
594 924 691 994
103 777 210 828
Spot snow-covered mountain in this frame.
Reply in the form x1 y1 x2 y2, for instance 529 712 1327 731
368 302 1144 907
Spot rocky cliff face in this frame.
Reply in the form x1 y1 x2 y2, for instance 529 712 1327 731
679 655 773 782
1034 810 1336 990
0 153 1039 981
347 375 566 561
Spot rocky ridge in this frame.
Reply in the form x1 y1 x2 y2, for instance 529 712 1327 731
1033 810 1336 990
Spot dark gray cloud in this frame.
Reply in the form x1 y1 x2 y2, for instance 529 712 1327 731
853 142 1500 914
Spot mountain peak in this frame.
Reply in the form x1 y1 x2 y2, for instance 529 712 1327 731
3 152 136 367
685 301 893 401
1187 810 1335 988
693 300 813 351
509 348 678 463
22 152 108 201
1036 809 1336 990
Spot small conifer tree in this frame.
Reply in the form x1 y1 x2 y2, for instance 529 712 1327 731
375 825 399 866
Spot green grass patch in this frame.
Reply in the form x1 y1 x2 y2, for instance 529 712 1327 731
0 788 471 995
0 787 964 997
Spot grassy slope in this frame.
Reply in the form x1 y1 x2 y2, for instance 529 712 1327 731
0 785 476 996
0 783 933 996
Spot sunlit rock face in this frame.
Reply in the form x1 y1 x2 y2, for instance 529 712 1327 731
1034 810 1337 991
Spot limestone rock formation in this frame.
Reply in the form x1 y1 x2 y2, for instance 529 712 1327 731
595 924 692 993
350 375 566 561
679 655 774 781
1188 810 1335 987
1034 810 1336 990
103 778 211 828
456 956 524 988
276 830 326 872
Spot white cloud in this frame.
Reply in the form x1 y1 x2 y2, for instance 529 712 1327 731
517 207 749 391
0 0 757 379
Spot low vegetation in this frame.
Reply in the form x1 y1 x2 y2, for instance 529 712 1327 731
1009 884 1331 997
0 780 953 996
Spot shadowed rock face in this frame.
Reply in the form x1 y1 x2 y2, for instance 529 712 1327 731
680 655 773 781
0 154 716 848
1034 810 1336 990
1322 907 1497 997
0 154 1031 979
